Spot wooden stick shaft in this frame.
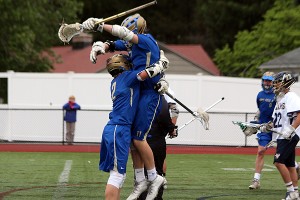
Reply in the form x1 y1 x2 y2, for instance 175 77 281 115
95 0 157 25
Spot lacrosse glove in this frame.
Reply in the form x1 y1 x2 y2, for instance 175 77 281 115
259 121 273 133
155 77 169 94
90 41 106 64
168 126 178 139
82 18 104 32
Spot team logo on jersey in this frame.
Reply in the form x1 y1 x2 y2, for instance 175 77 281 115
275 153 280 159
275 103 285 110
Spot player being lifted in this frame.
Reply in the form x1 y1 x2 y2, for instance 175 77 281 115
100 53 170 200
81 13 200 200
260 71 300 200
249 72 276 189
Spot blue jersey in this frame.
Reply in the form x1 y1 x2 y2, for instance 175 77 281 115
107 70 140 125
256 90 276 124
115 34 161 90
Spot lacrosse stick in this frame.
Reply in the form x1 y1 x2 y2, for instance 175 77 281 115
232 121 284 136
58 0 157 43
178 97 225 131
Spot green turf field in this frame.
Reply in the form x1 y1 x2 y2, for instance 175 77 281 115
0 152 288 199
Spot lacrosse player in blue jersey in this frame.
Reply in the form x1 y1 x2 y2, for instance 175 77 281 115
100 54 140 200
100 53 169 200
81 13 186 200
249 71 276 189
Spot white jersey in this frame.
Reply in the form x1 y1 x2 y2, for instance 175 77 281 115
272 91 300 140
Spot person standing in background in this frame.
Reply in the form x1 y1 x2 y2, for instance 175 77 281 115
63 95 81 145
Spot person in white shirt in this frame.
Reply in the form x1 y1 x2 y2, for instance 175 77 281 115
261 71 300 200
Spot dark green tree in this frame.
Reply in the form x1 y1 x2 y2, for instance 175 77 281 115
80 0 274 57
0 0 83 103
0 0 83 72
214 0 300 77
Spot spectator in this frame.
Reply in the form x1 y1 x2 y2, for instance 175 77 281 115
63 95 81 145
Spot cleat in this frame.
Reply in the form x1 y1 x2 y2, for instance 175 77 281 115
249 179 260 190
126 180 148 200
281 191 299 200
163 177 167 190
146 175 164 200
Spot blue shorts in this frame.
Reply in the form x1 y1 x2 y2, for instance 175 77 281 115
131 91 162 141
257 132 272 147
99 124 131 174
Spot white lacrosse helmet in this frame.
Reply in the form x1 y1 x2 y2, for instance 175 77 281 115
106 54 132 77
121 13 147 34
272 71 296 95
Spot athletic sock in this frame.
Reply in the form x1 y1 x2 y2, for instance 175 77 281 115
286 182 294 192
135 168 145 183
254 173 261 180
147 168 157 182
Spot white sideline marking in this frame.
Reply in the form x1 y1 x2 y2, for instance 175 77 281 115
222 168 274 172
53 160 73 199
264 164 276 169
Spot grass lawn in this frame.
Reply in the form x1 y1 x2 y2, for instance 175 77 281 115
0 152 287 199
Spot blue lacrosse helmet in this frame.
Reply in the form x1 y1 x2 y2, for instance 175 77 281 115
261 71 274 93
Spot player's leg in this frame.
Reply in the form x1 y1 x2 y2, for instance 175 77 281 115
162 159 167 189
149 139 166 200
127 140 156 200
100 125 131 199
249 134 271 189
274 137 300 199
128 93 163 200
105 171 126 200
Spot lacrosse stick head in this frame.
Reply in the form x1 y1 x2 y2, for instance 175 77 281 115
195 107 209 130
58 22 83 43
232 121 258 136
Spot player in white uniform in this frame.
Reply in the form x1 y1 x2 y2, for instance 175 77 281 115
264 71 300 200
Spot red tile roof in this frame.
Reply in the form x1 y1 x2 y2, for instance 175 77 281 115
50 45 122 73
165 44 220 76
51 44 220 75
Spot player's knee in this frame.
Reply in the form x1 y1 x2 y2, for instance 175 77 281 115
107 170 126 189
257 149 266 156
132 139 146 149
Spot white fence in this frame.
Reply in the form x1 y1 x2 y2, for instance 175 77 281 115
1 71 300 146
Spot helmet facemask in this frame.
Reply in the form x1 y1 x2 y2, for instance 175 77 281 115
272 72 296 96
